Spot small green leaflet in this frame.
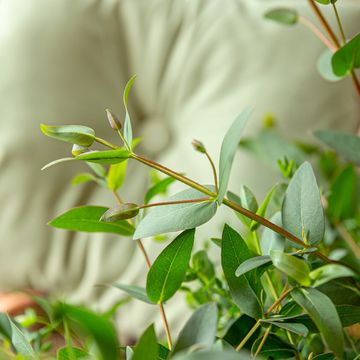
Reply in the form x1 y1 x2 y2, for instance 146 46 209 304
123 75 136 150
57 347 88 360
218 108 253 204
332 32 360 77
0 313 36 359
146 229 195 303
48 206 134 236
309 264 354 288
264 8 298 25
235 256 272 277
132 325 158 360
270 250 311 286
173 303 218 354
107 160 128 191
113 284 154 304
40 124 95 147
291 288 344 360
261 320 308 336
221 224 263 319
144 176 176 204
314 129 360 166
133 186 217 239
282 162 324 246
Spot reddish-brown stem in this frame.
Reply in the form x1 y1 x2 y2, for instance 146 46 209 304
139 197 211 210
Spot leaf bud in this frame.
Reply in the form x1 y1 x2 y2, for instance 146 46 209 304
106 109 122 131
72 144 89 156
100 203 139 222
192 139 206 153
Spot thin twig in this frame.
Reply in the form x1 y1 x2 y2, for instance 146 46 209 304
236 320 261 351
332 3 346 44
112 190 173 349
205 151 219 193
264 285 292 316
139 197 211 210
254 324 272 358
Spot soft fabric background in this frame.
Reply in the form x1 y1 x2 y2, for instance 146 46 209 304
0 0 359 337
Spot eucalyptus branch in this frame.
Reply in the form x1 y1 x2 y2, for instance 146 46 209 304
264 285 293 317
111 189 173 350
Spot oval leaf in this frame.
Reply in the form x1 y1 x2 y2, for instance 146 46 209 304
218 108 253 204
146 229 195 303
76 149 131 164
40 124 95 147
261 212 285 255
317 49 343 82
282 162 324 246
310 264 355 287
100 203 139 222
221 224 263 319
235 256 272 277
133 187 217 239
270 250 311 286
173 303 218 354
264 8 298 25
113 284 154 304
107 161 128 191
48 206 134 236
291 287 344 359
314 129 360 166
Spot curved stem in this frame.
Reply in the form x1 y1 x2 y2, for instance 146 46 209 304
264 285 293 316
299 16 336 52
94 137 119 150
205 151 219 193
139 197 212 210
111 190 173 349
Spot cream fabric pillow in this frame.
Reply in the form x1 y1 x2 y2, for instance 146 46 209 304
0 0 358 336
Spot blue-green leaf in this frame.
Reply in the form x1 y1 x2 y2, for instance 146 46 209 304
310 264 355 287
123 75 136 150
261 212 285 255
218 108 252 203
291 288 345 360
314 129 360 166
264 8 298 25
113 284 154 304
173 303 218 354
282 162 324 246
134 187 217 239
317 49 343 82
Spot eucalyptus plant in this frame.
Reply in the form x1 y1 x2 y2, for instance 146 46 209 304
0 0 359 359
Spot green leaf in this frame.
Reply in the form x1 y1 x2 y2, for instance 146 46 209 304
262 320 308 336
328 165 357 221
291 288 345 359
314 129 360 166
144 177 176 204
218 108 252 204
107 160 128 191
314 0 332 4
282 162 324 246
76 149 131 164
270 250 311 286
310 264 354 287
49 206 134 236
113 284 154 304
250 184 277 231
40 124 95 147
235 256 272 277
57 303 120 360
146 229 195 303
261 212 285 255
173 303 218 354
134 187 217 239
264 8 298 25
71 173 98 186
132 324 158 360
317 49 343 82
221 224 263 319
57 347 88 360
123 75 136 150
332 32 360 76
0 313 36 358
227 185 258 228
